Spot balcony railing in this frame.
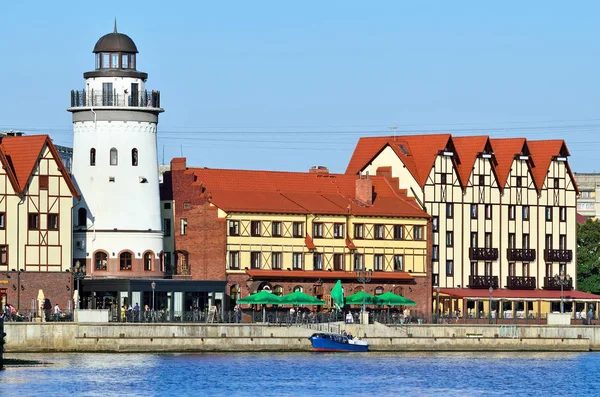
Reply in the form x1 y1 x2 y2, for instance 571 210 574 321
506 276 536 290
544 277 573 290
469 275 499 289
544 249 573 263
469 248 499 261
70 89 161 108
506 248 536 262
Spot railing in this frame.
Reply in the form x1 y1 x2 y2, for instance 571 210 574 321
506 248 536 262
544 249 573 262
544 277 573 290
2 309 74 322
70 89 161 108
469 247 499 261
469 275 499 289
506 276 536 290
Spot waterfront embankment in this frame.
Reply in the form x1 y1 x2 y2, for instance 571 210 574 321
4 322 599 352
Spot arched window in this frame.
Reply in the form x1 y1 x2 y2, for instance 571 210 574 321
95 252 107 271
90 148 96 166
120 252 132 270
293 285 303 293
374 286 384 296
77 208 87 227
143 252 152 271
110 148 118 166
273 285 283 296
132 148 138 166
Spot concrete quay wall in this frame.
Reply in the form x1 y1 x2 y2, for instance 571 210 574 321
3 323 599 352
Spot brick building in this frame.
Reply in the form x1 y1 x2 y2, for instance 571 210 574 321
162 158 433 315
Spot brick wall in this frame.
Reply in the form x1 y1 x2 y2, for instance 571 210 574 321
1 271 73 313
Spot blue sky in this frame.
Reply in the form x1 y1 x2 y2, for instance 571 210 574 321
0 1 598 173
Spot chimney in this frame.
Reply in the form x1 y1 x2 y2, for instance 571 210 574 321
171 157 187 171
355 174 373 205
309 165 329 174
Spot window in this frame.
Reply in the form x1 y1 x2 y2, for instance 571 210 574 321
546 263 552 278
414 226 424 240
559 263 566 275
110 148 118 166
508 233 516 249
354 254 364 270
432 245 439 261
432 216 438 232
111 53 119 68
132 149 138 166
446 231 453 247
433 273 439 286
333 223 344 238
554 178 560 189
48 214 59 230
180 218 187 236
0 212 4 229
292 222 303 237
28 213 39 230
313 253 323 270
470 204 478 219
95 54 100 69
354 224 364 239
560 207 567 222
271 252 282 269
120 252 132 270
508 262 515 277
229 220 239 236
374 224 384 239
122 54 128 68
393 225 404 240
522 262 529 277
522 206 529 221
374 254 384 271
375 286 384 296
516 176 522 187
545 207 552 221
508 205 515 220
250 221 262 237
522 233 530 249
545 234 552 249
102 53 109 68
479 175 485 186
164 252 172 273
95 252 107 271
470 262 478 276
250 252 261 269
229 251 240 270
485 232 492 248
485 262 492 277
163 202 171 210
333 253 344 271
313 223 323 238
393 255 404 271
130 54 136 69
446 203 453 218
559 234 567 250
446 260 454 277
109 177 115 183
293 285 303 293
440 173 447 184
470 232 477 248
77 208 87 227
292 253 303 270
39 175 48 190
272 221 282 237
163 219 171 237
144 252 152 271
485 204 492 220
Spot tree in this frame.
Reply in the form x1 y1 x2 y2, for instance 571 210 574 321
577 219 600 294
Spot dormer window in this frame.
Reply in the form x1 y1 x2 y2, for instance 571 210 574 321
122 55 129 68
102 53 109 69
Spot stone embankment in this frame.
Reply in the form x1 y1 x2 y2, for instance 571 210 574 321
4 322 598 352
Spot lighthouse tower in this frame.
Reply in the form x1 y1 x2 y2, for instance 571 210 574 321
69 23 164 279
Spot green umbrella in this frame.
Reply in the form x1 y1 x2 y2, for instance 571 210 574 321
281 291 326 306
377 291 416 306
237 290 283 305
330 280 344 309
345 291 380 305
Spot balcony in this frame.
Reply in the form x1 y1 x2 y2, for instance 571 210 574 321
69 89 161 109
469 248 499 261
544 277 573 290
506 248 536 262
469 275 499 289
506 276 536 290
544 249 573 263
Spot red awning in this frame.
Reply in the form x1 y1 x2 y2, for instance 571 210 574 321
246 269 414 281
438 288 600 301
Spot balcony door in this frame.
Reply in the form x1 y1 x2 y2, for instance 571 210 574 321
102 82 113 106
131 83 139 106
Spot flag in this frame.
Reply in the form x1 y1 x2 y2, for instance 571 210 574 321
331 280 344 310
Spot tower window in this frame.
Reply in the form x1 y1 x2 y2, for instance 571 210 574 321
130 54 136 69
78 208 87 227
102 53 109 68
122 54 129 69
132 149 138 166
90 148 96 166
111 53 119 68
110 148 118 166
95 54 100 70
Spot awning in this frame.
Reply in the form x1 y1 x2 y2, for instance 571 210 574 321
438 288 600 302
246 269 414 282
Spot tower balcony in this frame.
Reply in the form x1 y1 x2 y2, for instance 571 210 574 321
69 89 161 110
543 249 573 263
469 247 499 261
506 248 536 262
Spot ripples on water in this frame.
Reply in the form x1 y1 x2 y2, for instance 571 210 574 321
1 352 600 397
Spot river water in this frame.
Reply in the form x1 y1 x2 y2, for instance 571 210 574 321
1 352 599 396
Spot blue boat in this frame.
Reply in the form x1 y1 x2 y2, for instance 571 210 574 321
308 332 369 352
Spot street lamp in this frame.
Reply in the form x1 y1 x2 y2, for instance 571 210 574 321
488 286 494 324
151 281 156 311
554 272 571 313
71 260 86 309
436 286 441 324
356 268 373 324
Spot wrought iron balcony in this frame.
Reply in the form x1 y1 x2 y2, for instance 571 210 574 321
543 249 573 263
469 248 499 261
506 276 536 290
544 277 573 290
506 248 536 262
469 275 499 289
70 89 161 109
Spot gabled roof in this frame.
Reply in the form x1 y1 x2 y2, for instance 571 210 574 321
488 138 527 190
452 136 490 186
345 134 452 187
527 140 574 191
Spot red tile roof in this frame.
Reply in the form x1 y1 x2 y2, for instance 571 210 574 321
527 140 575 192
576 213 588 224
488 138 527 189
176 165 429 218
440 288 600 301
452 136 490 186
246 269 414 281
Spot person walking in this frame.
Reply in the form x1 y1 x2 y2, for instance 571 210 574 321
53 303 61 322
43 299 52 322
133 303 140 322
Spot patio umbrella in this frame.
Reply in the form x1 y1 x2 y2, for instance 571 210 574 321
377 291 416 306
280 291 326 306
237 290 283 305
37 289 45 321
345 291 380 305
330 280 344 309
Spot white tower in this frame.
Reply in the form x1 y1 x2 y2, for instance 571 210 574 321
69 23 164 277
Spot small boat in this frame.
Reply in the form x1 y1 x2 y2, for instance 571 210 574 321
308 332 369 352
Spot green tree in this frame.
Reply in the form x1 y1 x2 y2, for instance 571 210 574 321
577 219 600 294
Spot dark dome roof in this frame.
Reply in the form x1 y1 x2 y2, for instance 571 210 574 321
93 32 138 54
